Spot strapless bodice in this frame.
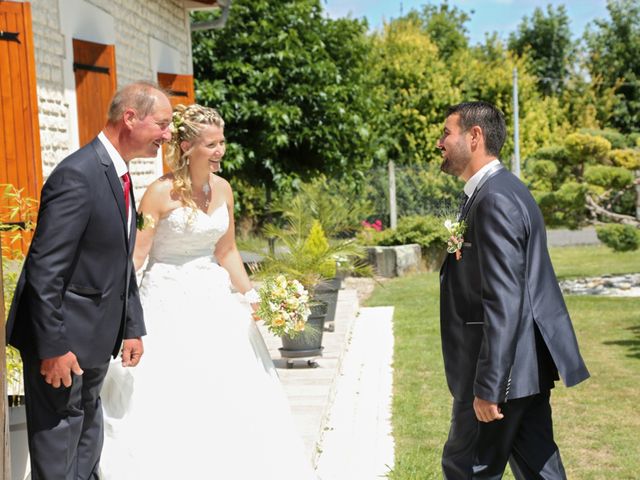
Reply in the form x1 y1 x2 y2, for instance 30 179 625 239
147 203 229 266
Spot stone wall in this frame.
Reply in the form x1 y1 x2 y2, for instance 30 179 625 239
30 0 67 177
366 244 423 278
29 0 193 193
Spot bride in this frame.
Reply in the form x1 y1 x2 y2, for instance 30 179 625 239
100 104 317 479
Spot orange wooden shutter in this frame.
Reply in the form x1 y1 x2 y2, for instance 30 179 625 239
0 1 43 254
158 73 195 108
73 38 117 147
157 73 195 174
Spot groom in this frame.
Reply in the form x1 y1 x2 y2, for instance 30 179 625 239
438 101 589 479
6 81 172 479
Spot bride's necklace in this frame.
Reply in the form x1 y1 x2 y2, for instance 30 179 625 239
201 182 211 209
194 179 211 210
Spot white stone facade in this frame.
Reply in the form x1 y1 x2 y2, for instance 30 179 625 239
23 0 199 196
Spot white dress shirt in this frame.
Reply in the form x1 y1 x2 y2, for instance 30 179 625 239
98 132 132 236
463 159 501 200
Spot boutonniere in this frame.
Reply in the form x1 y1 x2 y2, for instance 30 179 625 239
444 219 467 261
136 212 155 231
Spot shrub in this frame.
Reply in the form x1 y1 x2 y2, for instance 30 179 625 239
525 160 558 191
534 182 588 229
596 224 640 252
584 165 635 190
528 145 571 164
302 220 336 279
579 128 629 149
608 149 640 170
564 133 612 165
363 214 448 251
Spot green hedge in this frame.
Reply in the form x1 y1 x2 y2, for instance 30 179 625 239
596 224 640 252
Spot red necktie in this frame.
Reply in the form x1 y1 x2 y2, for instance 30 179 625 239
122 172 131 219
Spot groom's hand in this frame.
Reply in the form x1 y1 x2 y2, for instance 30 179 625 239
121 337 144 367
40 351 84 388
473 396 504 423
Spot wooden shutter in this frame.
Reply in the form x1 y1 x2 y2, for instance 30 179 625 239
158 73 195 108
0 1 43 254
157 73 195 173
73 38 117 147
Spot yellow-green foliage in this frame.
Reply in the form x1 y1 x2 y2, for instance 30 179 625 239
609 149 640 170
526 159 558 191
584 165 635 190
564 133 612 164
371 18 458 164
302 220 336 279
1 184 39 396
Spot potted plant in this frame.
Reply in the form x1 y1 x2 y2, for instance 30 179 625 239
255 274 325 364
264 185 370 328
257 197 367 361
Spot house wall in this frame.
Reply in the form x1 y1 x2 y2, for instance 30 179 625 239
21 0 194 197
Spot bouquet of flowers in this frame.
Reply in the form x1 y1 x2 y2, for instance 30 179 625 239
444 219 467 261
256 275 311 338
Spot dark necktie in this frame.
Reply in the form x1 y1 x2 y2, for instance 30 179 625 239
121 172 131 219
457 192 469 220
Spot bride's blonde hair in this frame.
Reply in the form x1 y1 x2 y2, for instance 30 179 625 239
165 103 225 210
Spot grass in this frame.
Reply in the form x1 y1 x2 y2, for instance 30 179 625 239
366 246 640 479
549 245 640 279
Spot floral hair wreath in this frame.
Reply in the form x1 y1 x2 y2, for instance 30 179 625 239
169 111 186 139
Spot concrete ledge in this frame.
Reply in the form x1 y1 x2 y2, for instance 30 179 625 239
365 244 422 277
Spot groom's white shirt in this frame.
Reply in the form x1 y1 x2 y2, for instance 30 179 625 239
98 131 132 236
463 158 500 200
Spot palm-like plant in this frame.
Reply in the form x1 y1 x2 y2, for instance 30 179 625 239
258 196 367 296
269 176 372 238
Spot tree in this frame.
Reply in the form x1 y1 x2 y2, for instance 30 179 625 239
508 5 574 96
525 131 639 228
416 2 471 57
369 17 457 166
192 0 380 193
584 0 640 133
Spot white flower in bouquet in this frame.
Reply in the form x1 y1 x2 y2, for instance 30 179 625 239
256 275 311 338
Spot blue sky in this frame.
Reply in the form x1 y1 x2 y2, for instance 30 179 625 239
322 0 609 45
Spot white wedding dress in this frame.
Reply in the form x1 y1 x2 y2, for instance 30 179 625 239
100 204 317 479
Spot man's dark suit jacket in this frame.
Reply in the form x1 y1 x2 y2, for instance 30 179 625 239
440 165 589 403
6 137 146 368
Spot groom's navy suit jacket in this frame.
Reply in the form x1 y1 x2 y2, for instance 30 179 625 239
6 137 145 368
440 165 589 403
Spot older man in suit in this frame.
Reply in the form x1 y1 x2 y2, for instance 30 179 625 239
6 81 172 479
438 101 590 479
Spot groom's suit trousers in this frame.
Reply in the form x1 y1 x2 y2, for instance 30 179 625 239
442 391 567 480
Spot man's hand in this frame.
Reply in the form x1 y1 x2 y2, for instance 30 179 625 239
40 351 84 388
473 396 504 423
121 337 144 367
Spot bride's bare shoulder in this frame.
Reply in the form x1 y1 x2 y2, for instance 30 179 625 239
212 174 232 193
146 175 174 195
140 175 177 210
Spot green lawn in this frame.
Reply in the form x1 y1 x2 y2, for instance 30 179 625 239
549 245 640 279
366 247 640 479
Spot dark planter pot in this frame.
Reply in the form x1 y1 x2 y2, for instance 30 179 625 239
313 277 342 330
279 300 328 358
